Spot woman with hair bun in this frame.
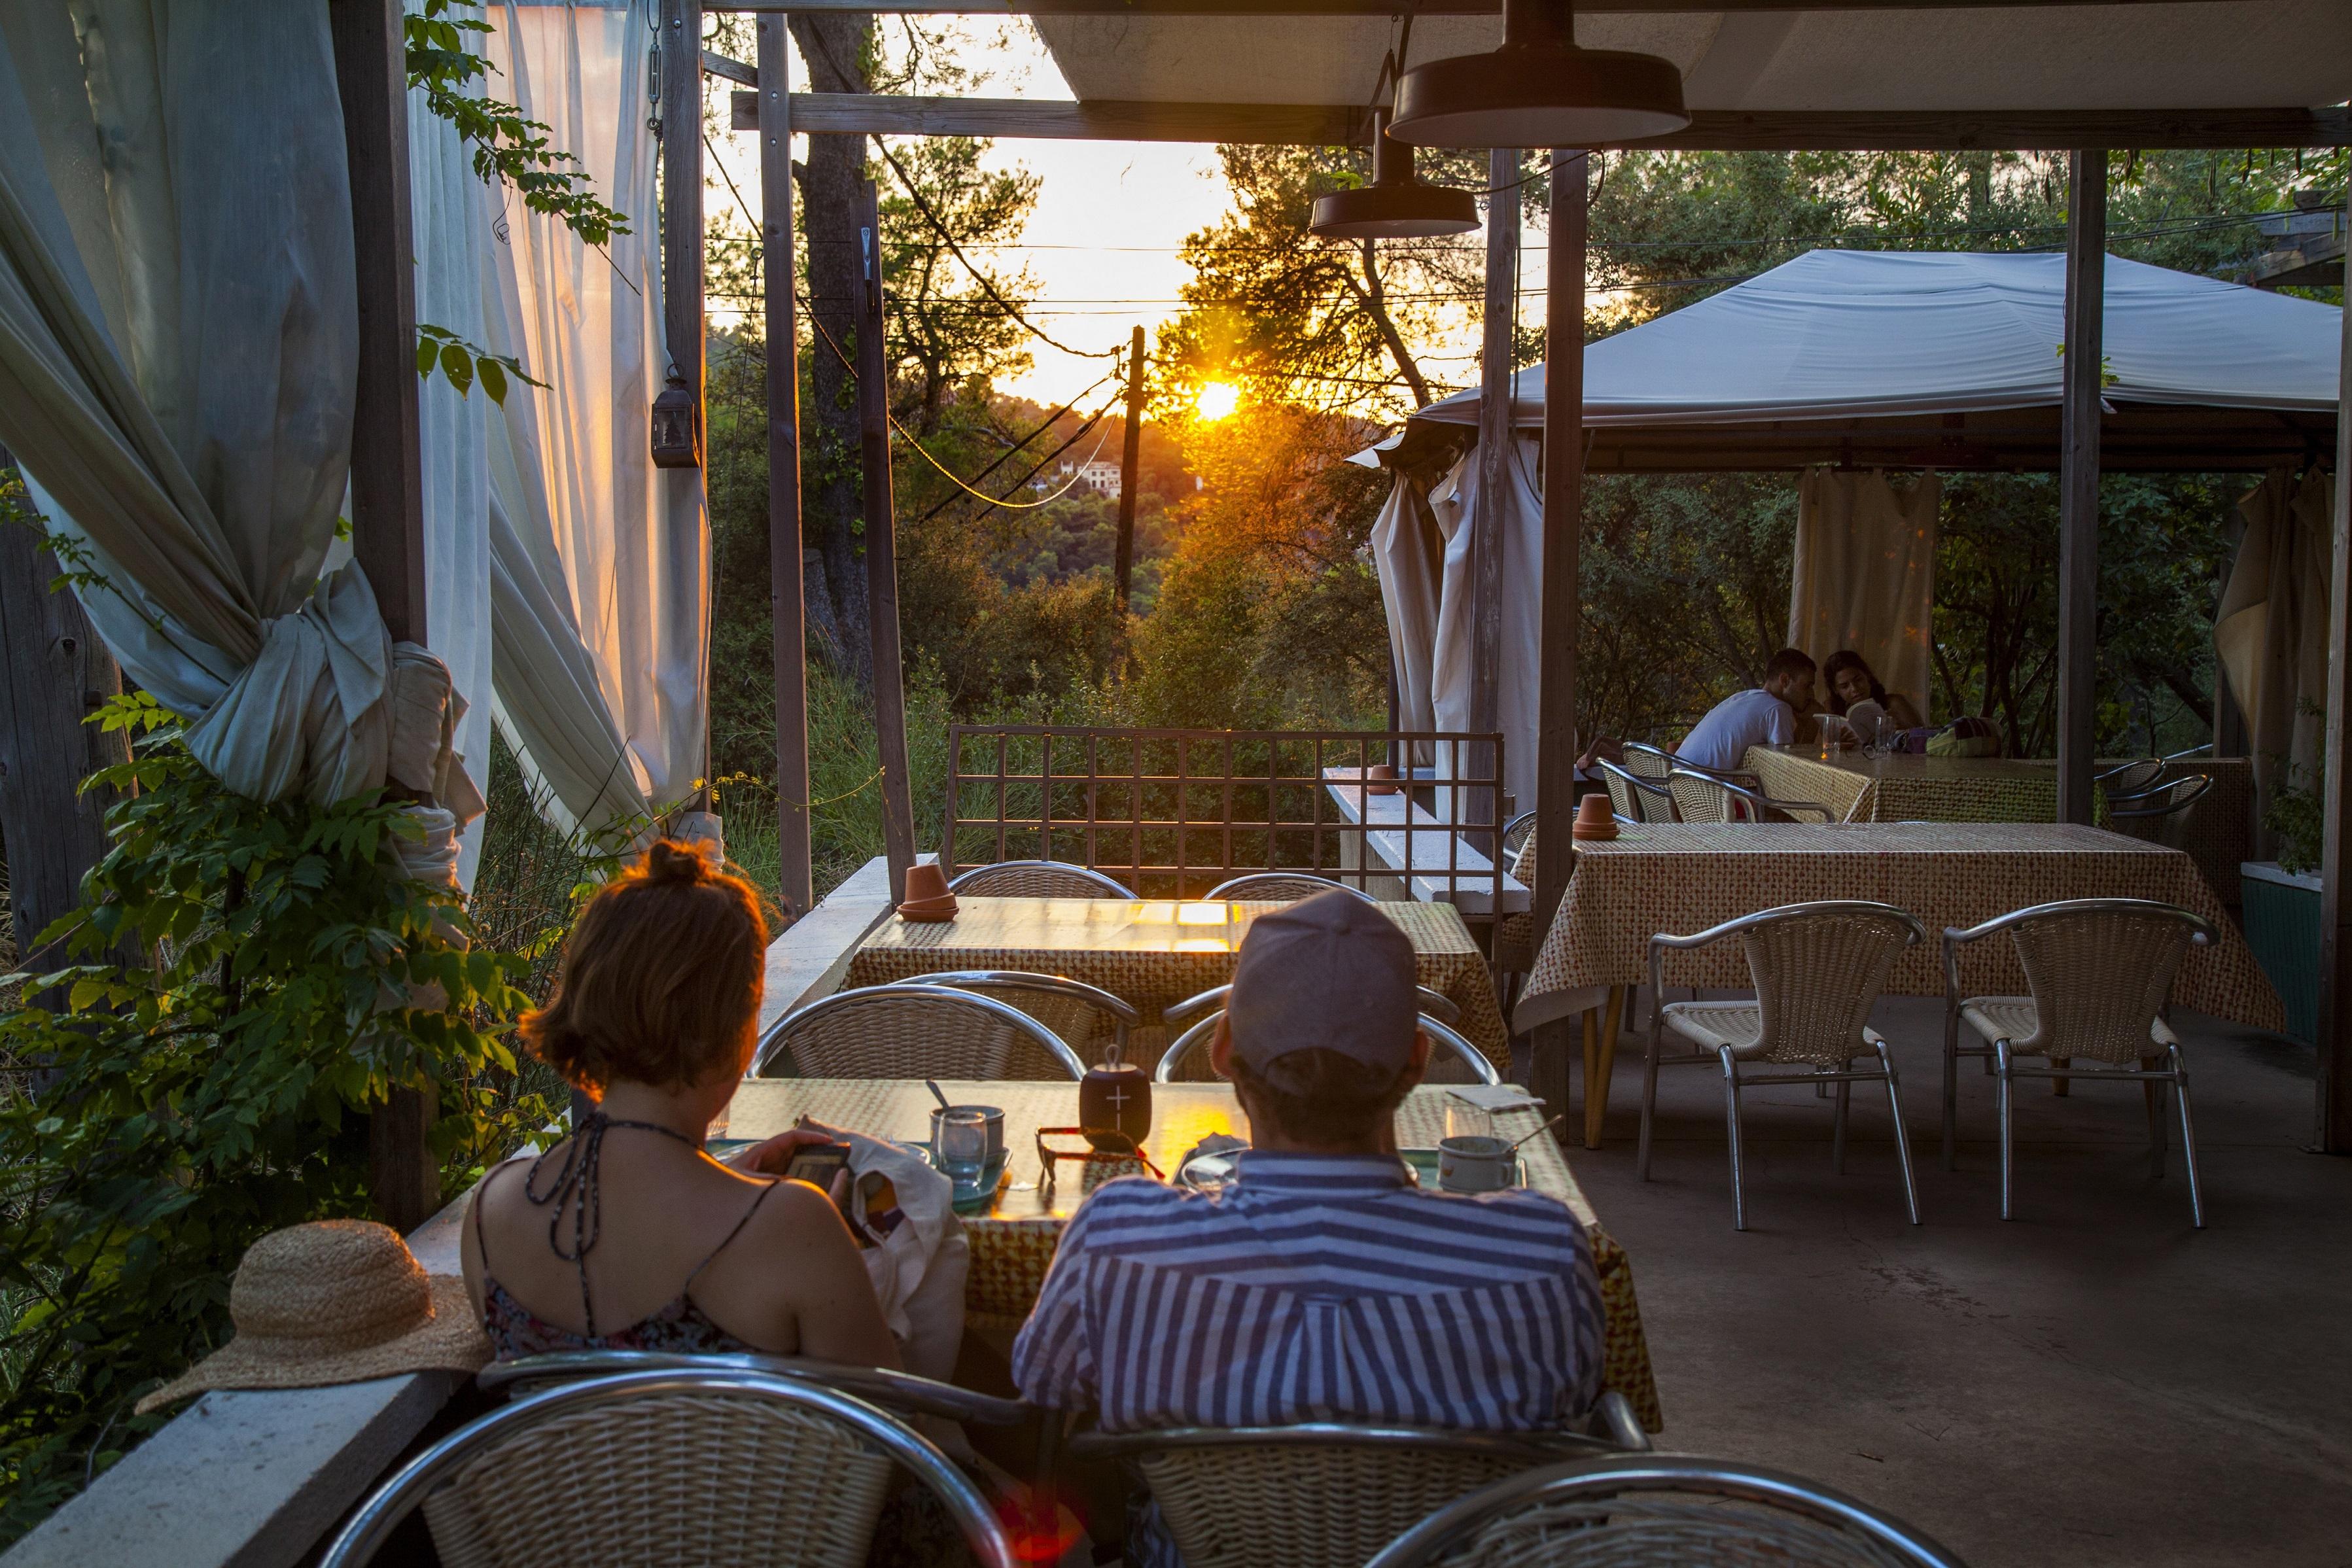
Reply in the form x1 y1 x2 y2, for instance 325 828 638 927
461 840 898 1367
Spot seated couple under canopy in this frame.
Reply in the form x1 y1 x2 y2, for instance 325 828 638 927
461 851 1606 1566
1583 646 1927 775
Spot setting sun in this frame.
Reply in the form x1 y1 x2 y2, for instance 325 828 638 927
1193 381 1240 421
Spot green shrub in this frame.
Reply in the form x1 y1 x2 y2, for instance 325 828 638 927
0 696 555 1546
2265 758 2325 877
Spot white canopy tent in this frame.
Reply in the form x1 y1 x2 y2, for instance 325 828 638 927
1355 249 2344 818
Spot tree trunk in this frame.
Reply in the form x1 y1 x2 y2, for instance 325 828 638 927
790 10 876 689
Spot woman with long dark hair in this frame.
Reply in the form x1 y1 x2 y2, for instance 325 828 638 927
1820 650 1925 733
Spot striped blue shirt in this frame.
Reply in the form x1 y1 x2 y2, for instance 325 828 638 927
1011 1151 1605 1433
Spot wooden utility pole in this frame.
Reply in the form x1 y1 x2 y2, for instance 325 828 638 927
1114 326 1146 613
330 0 436 1232
0 449 130 990
1529 151 1587 1127
2314 181 2352 1155
855 181 918 901
756 22 813 918
1470 147 1520 839
2054 148 2105 827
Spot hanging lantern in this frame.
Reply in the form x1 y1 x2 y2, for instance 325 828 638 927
650 371 701 469
1390 0 1688 150
1310 107 1481 240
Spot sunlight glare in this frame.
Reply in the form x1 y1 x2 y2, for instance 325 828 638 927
1194 381 1240 422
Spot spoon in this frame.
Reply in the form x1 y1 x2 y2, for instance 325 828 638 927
925 1079 952 1112
1508 1113 1569 1151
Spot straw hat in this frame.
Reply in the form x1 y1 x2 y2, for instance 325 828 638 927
137 1220 490 1414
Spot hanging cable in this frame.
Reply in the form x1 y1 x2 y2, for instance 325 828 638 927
913 366 1122 525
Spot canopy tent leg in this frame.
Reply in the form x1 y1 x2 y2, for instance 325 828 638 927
855 180 919 901
1528 150 1587 1127
758 22 815 918
2317 181 2352 1156
2055 148 2106 826
1470 147 1520 845
332 0 437 1232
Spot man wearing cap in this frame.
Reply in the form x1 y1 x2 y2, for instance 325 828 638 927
1012 892 1605 1544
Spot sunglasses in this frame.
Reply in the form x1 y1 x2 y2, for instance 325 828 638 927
1036 1126 1165 1184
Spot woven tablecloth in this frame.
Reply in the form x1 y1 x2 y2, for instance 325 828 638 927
1746 750 2253 905
846 897 1511 1070
1517 822 2282 1035
722 1078 1663 1432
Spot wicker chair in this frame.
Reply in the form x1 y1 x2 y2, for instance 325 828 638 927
1638 901 1927 1230
949 860 1132 898
1362 1454 1967 1568
2105 773 2213 851
1205 873 1377 903
755 984 1089 1081
2094 756 2166 800
1591 761 1669 826
1070 1396 1649 1568
1500 810 1538 869
317 1367 1015 1568
1665 768 1835 826
1151 981 1497 1086
479 1349 1029 1429
1619 742 1677 783
900 969 1140 1063
1940 898 2216 1225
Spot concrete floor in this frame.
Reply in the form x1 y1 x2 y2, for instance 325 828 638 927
1558 994 2352 1567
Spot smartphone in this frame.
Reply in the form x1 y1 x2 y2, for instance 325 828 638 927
782 1142 854 1211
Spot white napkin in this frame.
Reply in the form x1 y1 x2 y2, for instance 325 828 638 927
1447 1083 1544 1111
839 1130 968 1383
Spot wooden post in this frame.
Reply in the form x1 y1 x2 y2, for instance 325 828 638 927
659 0 711 805
758 20 813 918
0 450 130 988
855 180 917 901
2314 181 2352 1155
1114 325 1145 614
331 0 436 1232
1470 147 1520 840
1529 151 1587 1124
2055 148 2105 826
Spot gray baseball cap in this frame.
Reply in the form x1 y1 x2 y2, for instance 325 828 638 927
1226 890 1418 1072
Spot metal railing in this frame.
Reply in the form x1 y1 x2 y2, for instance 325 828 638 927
941 726 1508 904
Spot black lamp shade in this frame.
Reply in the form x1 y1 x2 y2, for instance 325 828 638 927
650 372 701 469
1311 180 1481 239
1390 20 1688 148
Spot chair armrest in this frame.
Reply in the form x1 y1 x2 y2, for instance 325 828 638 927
1593 1390 1651 1452
1763 798 1836 823
1163 984 1232 1026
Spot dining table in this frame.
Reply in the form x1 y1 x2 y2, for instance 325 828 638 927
720 1076 1664 1433
842 895 1513 1073
1744 747 2253 903
1513 822 2284 1147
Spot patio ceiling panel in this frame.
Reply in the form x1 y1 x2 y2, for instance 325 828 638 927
1033 1 2352 113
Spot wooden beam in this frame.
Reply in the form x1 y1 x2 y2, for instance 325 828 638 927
662 0 706 409
737 92 2352 150
2315 182 2352 1155
702 46 757 86
758 19 815 918
855 181 919 901
330 0 436 1236
2054 148 2105 828
1528 151 1587 1131
711 0 2268 15
1470 148 1517 838
1114 326 1144 614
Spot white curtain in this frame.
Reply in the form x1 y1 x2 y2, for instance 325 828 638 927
2217 468 2332 847
482 0 709 834
0 0 476 869
1789 468 1940 716
1368 470 1442 735
1426 436 1544 822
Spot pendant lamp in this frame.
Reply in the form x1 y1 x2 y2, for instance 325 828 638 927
1310 107 1481 239
1389 0 1688 149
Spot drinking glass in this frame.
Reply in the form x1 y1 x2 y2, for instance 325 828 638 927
938 1109 989 1188
1446 1101 1493 1143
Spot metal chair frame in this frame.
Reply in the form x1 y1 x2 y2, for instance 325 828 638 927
1204 872 1378 903
1153 1002 1500 1087
754 983 1091 1080
898 969 1140 1060
1638 901 1928 1230
2093 756 2166 799
478 1349 1030 1429
1596 760 1676 826
1666 767 1834 826
1068 1395 1649 1469
2105 773 2214 850
948 859 1134 898
1500 810 1538 869
1940 897 2215 1227
1362 1454 1967 1568
1163 981 1463 1030
318 1368 1015 1568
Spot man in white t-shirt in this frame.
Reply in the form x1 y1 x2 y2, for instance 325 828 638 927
1676 648 1818 772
